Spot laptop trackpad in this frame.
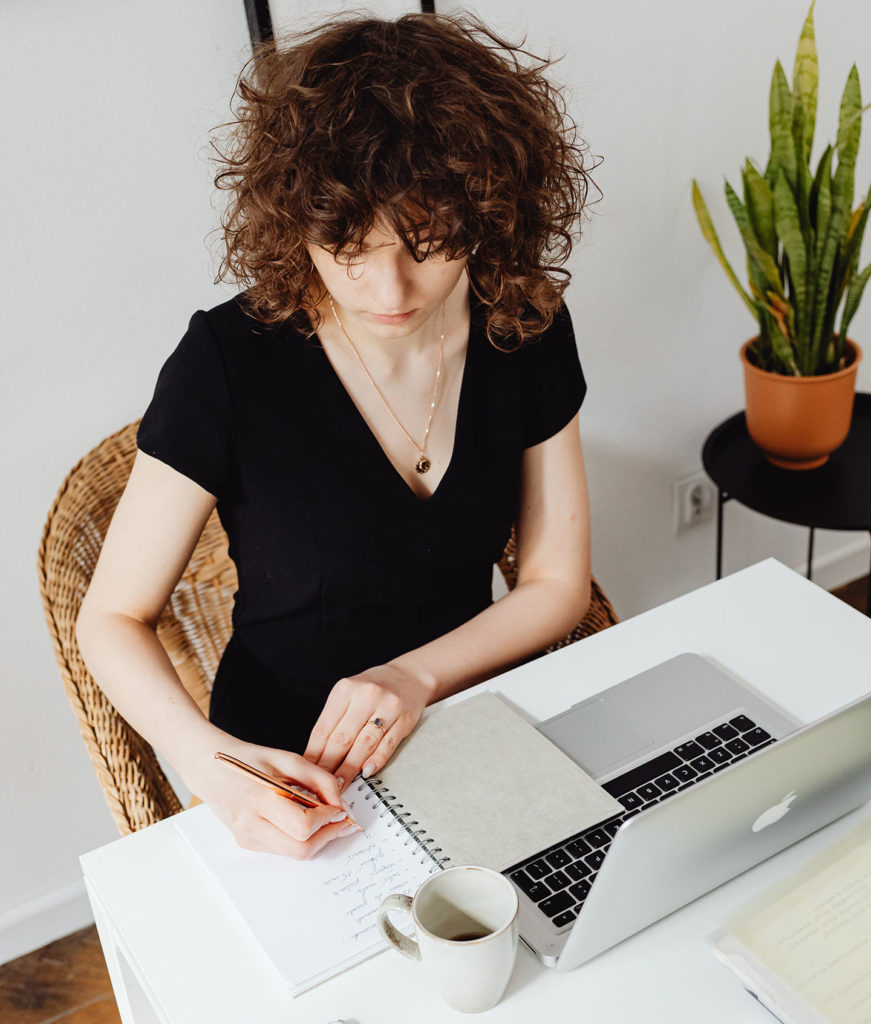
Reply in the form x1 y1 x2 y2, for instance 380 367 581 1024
540 698 655 777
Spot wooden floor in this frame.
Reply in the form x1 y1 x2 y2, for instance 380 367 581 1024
2 575 866 1024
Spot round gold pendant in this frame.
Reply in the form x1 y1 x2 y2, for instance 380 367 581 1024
415 456 431 474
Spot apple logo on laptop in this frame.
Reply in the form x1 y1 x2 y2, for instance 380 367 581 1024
752 791 797 832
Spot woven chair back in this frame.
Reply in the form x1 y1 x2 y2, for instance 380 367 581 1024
38 421 617 835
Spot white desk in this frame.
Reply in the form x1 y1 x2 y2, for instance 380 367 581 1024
81 559 871 1024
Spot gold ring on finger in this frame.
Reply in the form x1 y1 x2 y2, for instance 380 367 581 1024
368 717 387 732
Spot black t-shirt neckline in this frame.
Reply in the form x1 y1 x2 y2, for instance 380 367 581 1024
308 304 476 506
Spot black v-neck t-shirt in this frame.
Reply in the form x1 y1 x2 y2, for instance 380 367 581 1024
138 294 585 752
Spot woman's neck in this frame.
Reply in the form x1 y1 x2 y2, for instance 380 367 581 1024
317 276 471 371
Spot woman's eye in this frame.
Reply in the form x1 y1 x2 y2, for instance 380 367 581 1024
335 249 365 265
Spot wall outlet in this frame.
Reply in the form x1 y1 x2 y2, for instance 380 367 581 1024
674 471 716 532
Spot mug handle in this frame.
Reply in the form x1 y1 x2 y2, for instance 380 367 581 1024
377 893 421 961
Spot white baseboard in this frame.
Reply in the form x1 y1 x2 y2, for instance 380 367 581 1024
790 535 870 594
0 878 93 966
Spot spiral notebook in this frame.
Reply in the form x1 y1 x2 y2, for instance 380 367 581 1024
175 692 621 995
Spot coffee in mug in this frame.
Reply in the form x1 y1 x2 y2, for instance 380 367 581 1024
377 865 519 1014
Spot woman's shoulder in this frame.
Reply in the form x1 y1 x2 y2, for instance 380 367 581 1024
177 293 311 371
471 298 576 360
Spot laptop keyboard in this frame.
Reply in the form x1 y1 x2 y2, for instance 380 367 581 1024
506 713 776 930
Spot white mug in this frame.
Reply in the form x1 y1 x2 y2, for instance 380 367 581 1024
377 865 519 1014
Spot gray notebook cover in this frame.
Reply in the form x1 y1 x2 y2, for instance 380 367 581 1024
374 692 622 872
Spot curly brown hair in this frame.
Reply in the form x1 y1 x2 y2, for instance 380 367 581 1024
213 13 597 345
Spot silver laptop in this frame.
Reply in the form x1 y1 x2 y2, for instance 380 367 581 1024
503 653 871 970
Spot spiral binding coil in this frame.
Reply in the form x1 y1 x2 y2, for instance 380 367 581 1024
354 778 451 870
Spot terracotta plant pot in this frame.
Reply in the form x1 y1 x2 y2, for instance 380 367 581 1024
740 338 862 470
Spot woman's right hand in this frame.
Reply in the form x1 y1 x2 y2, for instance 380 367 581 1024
185 737 356 859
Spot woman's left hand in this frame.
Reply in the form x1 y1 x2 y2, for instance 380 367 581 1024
303 663 434 791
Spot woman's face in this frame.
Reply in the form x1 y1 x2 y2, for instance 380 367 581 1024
307 218 468 339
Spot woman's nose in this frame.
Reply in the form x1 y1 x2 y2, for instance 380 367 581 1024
368 251 411 312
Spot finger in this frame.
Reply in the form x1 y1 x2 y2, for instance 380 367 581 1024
303 687 351 764
315 704 379 773
257 816 359 860
335 720 405 790
259 788 348 843
274 753 344 808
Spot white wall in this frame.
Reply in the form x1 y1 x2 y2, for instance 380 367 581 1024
2 0 869 960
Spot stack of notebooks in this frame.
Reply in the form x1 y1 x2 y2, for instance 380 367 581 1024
177 692 621 995
710 813 871 1024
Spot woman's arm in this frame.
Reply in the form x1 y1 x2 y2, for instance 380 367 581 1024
305 413 591 788
77 451 350 857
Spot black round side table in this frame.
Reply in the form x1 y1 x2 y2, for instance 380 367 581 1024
702 392 871 615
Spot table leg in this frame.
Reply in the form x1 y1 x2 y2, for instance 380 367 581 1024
807 528 815 581
84 878 166 1024
716 490 726 580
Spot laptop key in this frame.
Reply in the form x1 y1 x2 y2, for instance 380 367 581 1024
566 837 592 858
745 727 772 747
674 740 705 761
673 764 697 782
566 861 590 881
509 869 542 898
546 870 571 891
690 755 716 773
584 850 606 871
695 731 720 750
619 791 644 811
637 782 662 801
553 910 577 928
604 819 623 837
713 723 739 741
601 751 682 797
539 891 574 917
569 879 592 902
729 714 756 732
584 828 611 849
546 849 572 870
726 738 750 755
709 747 731 764
525 882 552 902
655 772 679 791
526 859 550 880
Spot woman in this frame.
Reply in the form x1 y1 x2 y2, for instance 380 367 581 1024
76 13 595 860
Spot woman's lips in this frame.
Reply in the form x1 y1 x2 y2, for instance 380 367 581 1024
369 310 416 324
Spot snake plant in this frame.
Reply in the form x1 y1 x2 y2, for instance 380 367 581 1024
693 3 871 376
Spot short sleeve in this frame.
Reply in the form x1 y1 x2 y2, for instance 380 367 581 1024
522 303 587 448
137 311 234 498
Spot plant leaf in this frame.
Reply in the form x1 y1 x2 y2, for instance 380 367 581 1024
768 61 797 193
774 168 810 369
836 65 862 167
840 261 871 339
809 145 834 362
725 180 785 299
692 180 757 317
792 2 818 168
743 160 777 255
814 82 861 373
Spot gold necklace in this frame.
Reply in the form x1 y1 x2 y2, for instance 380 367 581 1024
328 296 446 474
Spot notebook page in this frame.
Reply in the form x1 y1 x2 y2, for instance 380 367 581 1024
175 784 436 996
375 691 624 872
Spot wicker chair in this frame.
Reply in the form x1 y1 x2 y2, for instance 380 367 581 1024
37 421 618 836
